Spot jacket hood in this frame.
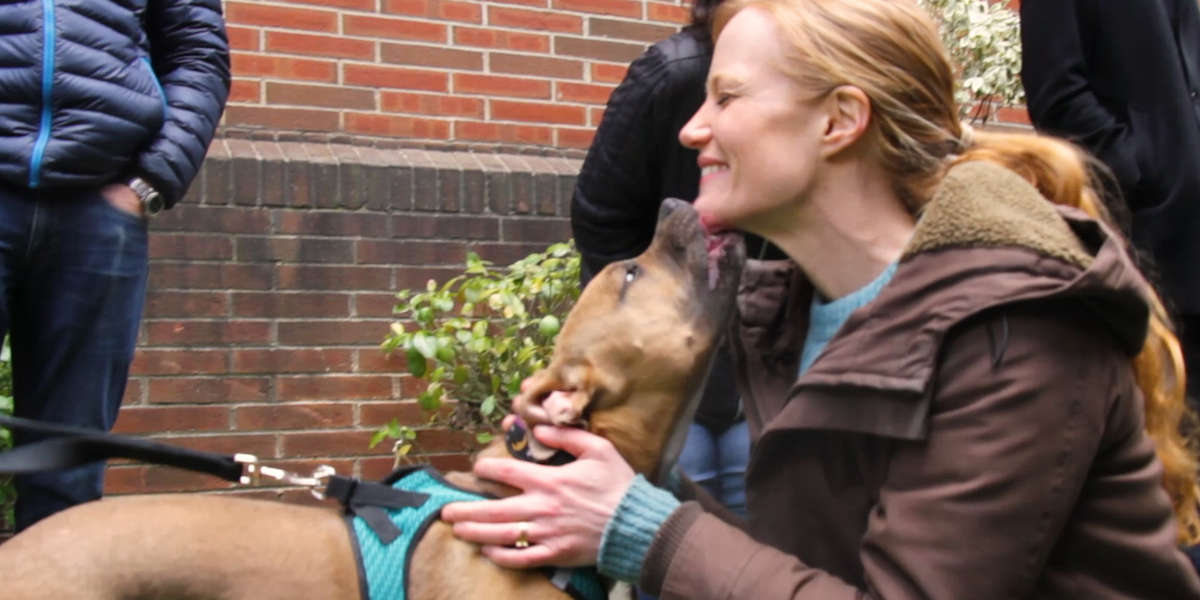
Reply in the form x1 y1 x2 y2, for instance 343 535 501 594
736 161 1153 440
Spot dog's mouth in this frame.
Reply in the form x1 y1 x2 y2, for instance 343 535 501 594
705 230 741 291
504 414 583 465
655 198 745 299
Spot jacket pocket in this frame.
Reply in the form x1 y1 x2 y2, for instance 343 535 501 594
1126 107 1164 210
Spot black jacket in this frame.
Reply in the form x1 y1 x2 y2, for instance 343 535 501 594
571 30 747 430
0 0 230 207
1020 0 1200 314
571 30 711 282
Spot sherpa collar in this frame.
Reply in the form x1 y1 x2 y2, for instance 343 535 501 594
904 160 1092 268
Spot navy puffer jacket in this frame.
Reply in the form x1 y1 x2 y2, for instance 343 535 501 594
0 0 230 207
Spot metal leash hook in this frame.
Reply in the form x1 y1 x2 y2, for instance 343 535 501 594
234 454 337 499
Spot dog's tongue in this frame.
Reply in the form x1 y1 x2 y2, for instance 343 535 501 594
705 232 735 290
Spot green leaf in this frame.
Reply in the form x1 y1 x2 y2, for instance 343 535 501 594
481 395 497 417
476 432 494 444
506 376 523 396
406 348 427 378
412 332 438 359
468 336 491 353
369 428 390 449
429 366 446 383
418 389 440 411
369 418 400 448
436 344 456 363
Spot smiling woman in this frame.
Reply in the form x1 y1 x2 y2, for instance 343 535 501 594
441 0 1200 598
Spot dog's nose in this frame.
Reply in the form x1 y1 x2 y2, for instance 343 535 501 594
659 197 686 220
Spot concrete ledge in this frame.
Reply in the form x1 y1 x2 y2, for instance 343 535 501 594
186 138 584 219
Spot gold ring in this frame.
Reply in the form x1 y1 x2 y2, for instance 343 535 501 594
514 522 531 549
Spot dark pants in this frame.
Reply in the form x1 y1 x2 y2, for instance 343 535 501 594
0 182 148 531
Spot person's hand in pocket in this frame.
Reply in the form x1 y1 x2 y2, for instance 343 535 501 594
100 183 143 218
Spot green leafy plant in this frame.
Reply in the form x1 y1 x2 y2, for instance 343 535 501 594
920 0 1024 123
376 242 581 457
1 337 14 532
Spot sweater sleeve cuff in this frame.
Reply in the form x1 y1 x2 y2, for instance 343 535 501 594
597 474 681 583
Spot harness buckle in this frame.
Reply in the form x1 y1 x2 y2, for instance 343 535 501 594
308 464 337 500
234 453 336 499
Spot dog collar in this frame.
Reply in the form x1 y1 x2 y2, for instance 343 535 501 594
504 418 575 466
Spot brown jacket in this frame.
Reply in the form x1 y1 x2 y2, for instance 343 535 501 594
639 162 1200 599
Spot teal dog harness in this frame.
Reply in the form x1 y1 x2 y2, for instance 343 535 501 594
341 465 606 600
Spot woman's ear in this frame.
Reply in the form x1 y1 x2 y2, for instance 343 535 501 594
820 85 872 158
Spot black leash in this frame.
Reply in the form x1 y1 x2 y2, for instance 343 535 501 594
0 414 430 522
0 413 243 482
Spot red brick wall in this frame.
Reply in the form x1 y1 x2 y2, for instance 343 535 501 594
221 0 693 152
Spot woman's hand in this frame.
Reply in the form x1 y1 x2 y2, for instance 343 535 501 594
441 421 636 569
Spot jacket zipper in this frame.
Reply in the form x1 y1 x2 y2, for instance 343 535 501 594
29 0 56 188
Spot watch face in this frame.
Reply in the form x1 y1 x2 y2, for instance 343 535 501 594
146 194 164 215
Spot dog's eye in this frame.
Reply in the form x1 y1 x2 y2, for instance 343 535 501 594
624 263 640 283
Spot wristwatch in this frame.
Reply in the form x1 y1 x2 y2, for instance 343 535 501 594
127 176 164 218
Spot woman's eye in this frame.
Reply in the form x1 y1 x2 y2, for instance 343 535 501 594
715 93 734 107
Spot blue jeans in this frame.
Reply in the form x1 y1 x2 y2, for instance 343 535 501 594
0 182 148 531
677 420 750 517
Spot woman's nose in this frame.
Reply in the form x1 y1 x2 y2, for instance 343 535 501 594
679 103 712 150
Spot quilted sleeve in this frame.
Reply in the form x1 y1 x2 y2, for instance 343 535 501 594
137 0 231 207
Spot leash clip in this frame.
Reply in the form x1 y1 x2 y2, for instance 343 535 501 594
234 454 336 499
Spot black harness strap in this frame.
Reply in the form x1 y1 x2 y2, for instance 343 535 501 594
324 472 431 544
0 414 243 482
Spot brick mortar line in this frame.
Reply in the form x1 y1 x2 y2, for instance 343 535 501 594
230 2 683 31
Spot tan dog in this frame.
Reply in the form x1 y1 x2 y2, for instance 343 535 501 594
0 198 745 600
